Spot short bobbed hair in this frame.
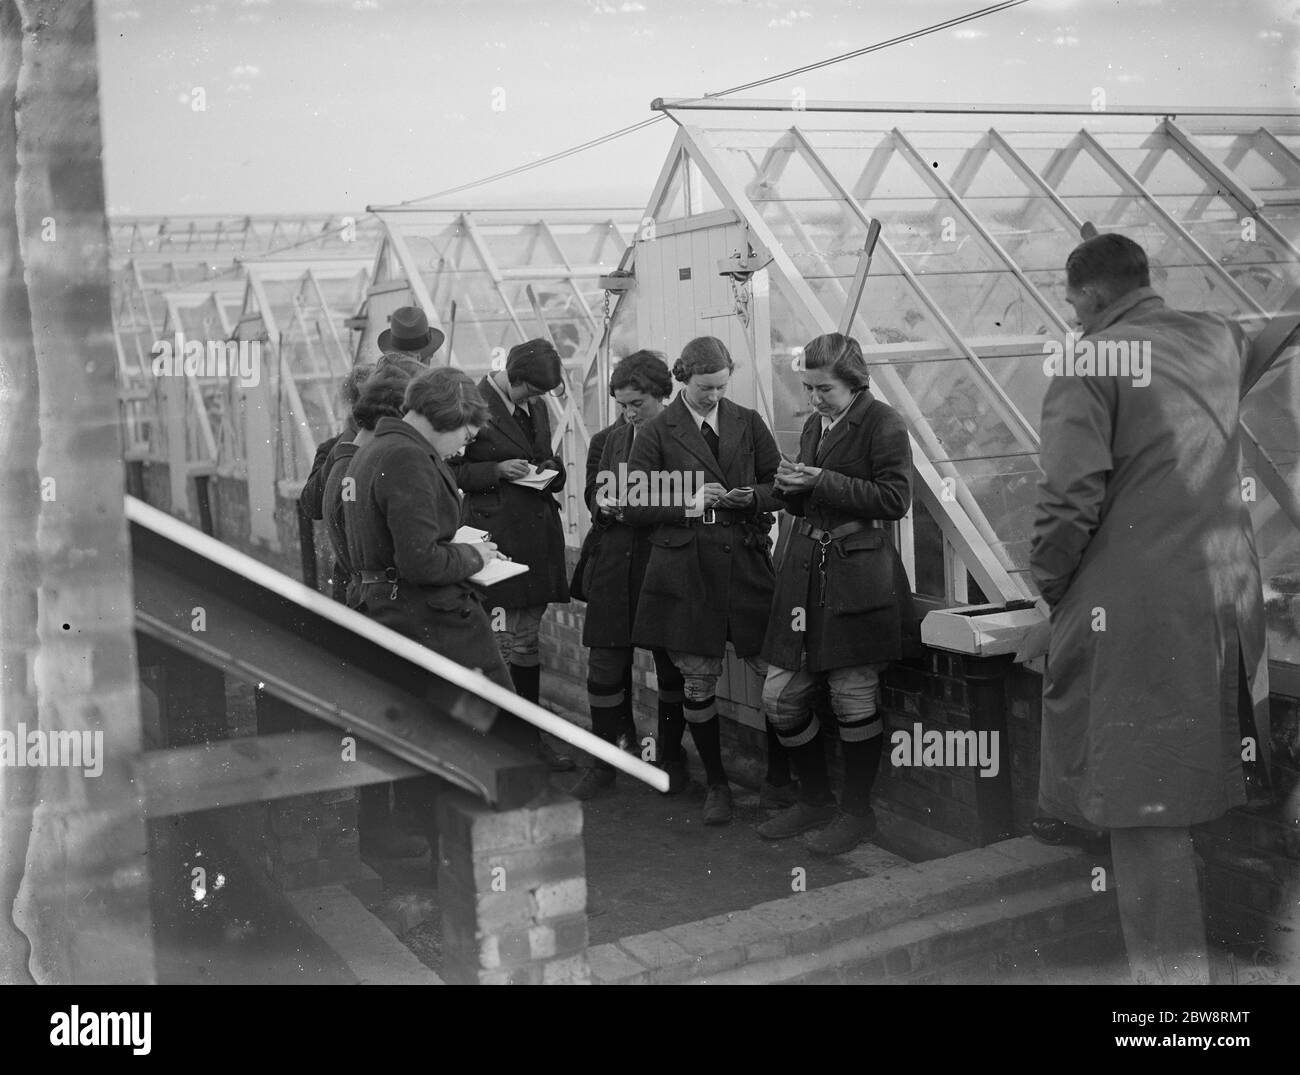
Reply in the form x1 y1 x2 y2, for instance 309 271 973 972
802 333 870 391
353 364 416 430
404 367 491 432
610 349 672 400
341 363 375 408
505 339 563 391
672 336 734 383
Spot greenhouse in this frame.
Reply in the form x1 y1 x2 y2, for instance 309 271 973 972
9 0 1300 992
588 99 1300 686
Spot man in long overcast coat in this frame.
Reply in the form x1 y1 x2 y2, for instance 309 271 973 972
1031 232 1271 985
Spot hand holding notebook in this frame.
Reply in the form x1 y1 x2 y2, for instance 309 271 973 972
453 526 530 586
508 463 559 491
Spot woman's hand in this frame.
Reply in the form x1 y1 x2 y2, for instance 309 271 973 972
697 482 728 511
774 463 821 492
716 486 754 510
470 540 500 569
496 459 530 481
595 489 624 521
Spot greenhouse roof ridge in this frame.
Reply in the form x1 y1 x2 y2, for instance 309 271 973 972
366 204 645 214
652 97 1300 118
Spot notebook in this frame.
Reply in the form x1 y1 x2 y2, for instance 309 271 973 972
508 463 559 491
452 526 530 586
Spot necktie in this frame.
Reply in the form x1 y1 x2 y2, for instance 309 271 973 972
514 404 536 446
702 420 720 459
816 419 832 464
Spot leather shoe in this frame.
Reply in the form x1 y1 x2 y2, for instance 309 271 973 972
760 780 799 811
808 810 876 855
756 800 837 840
702 783 733 826
1030 816 1108 854
570 766 616 801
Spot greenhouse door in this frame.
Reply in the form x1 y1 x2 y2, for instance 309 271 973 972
634 210 771 423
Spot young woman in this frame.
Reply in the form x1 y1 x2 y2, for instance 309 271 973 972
323 355 426 610
342 368 515 872
757 332 920 855
301 362 374 602
571 351 687 799
322 357 428 861
622 336 789 825
451 338 574 771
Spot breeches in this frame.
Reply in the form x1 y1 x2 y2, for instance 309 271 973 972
668 649 769 717
493 604 545 666
763 661 886 745
587 645 684 704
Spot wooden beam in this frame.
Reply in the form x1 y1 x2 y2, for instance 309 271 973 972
141 731 422 818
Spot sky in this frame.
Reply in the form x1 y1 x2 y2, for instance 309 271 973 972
95 0 1300 216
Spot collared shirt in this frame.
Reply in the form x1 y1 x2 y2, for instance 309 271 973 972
488 371 531 418
819 392 861 437
684 400 720 439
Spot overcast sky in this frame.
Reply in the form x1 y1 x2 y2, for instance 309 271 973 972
95 0 1299 216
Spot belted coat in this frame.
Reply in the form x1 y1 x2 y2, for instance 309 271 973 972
622 395 782 658
1032 287 1271 830
761 389 921 672
449 377 570 610
342 417 510 689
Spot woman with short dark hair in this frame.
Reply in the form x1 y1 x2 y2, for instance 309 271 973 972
451 338 576 771
322 359 423 859
344 367 528 875
570 350 687 799
757 332 920 855
621 336 788 825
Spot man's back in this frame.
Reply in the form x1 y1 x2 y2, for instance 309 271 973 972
1032 286 1268 831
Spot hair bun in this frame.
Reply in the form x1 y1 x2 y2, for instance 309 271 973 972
671 358 688 382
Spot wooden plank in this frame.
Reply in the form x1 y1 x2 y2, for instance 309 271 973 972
286 884 443 985
141 731 422 818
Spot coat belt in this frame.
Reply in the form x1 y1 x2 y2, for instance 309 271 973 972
356 567 399 585
796 519 872 545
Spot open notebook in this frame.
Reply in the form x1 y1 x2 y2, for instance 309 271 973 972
508 463 559 491
452 526 530 586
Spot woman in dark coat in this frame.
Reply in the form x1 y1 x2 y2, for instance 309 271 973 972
622 336 787 826
570 351 687 799
344 367 545 866
450 339 574 771
301 362 373 602
321 358 428 859
756 333 920 855
323 356 426 610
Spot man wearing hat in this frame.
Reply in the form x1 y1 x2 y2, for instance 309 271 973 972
377 305 445 364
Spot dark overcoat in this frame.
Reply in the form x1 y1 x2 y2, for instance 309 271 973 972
1032 288 1270 830
450 377 570 610
322 439 360 607
622 395 781 658
761 389 921 672
342 416 510 688
300 433 340 521
580 421 655 648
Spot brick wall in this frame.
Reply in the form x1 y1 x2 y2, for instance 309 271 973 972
438 789 590 985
